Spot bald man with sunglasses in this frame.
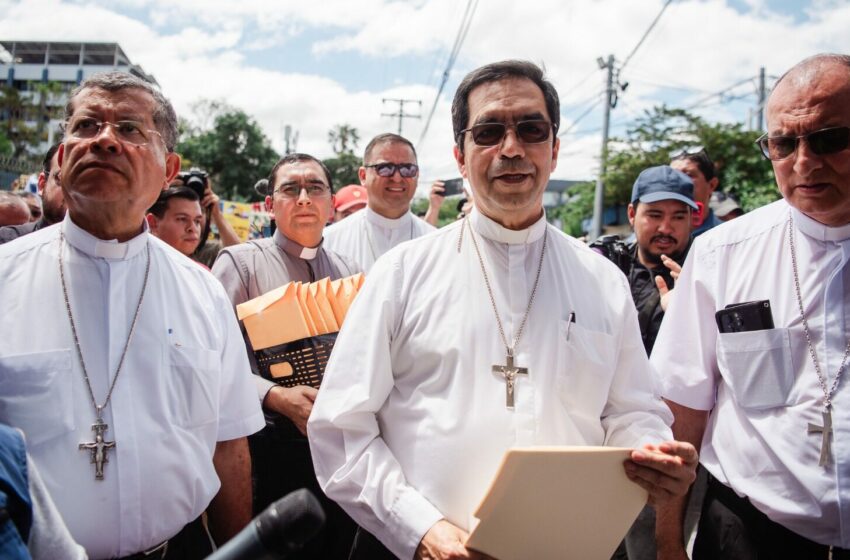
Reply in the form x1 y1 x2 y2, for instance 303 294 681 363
323 133 434 272
653 53 850 560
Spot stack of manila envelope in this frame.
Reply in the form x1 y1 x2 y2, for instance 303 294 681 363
236 273 364 351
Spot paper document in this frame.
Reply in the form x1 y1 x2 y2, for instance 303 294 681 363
465 446 647 560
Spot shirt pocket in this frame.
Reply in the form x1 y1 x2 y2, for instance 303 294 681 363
716 328 795 410
0 349 75 446
556 321 616 410
167 345 219 430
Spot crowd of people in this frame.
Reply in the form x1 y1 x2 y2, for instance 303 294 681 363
0 51 848 560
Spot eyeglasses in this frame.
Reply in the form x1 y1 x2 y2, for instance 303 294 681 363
670 145 709 160
273 184 332 200
756 126 850 161
364 162 419 178
63 116 163 146
458 120 554 147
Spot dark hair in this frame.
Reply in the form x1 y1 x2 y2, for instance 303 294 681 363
42 143 61 174
147 186 200 218
452 60 560 154
363 133 417 163
64 72 179 152
267 153 334 195
671 150 716 181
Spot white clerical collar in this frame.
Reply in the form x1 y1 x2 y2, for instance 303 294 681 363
62 214 149 260
791 205 850 242
365 206 412 229
274 229 320 260
470 208 547 245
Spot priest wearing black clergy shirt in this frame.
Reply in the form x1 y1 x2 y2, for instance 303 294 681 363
211 152 360 559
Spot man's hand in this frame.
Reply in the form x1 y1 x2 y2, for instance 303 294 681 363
263 385 318 435
201 186 221 214
623 441 698 507
415 520 494 560
655 255 683 311
424 181 446 227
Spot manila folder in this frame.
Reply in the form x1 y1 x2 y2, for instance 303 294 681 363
465 446 647 560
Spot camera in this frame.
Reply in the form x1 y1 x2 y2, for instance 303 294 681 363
176 168 208 199
589 234 631 275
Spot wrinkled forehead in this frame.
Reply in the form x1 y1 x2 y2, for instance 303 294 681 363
467 77 549 124
766 63 850 130
368 140 416 163
68 86 156 122
274 160 328 186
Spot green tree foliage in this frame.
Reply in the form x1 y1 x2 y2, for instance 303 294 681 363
550 181 595 237
324 124 362 187
328 123 360 156
0 84 58 158
177 104 279 202
601 105 778 212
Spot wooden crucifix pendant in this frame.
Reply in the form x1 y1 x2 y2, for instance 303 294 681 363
492 351 528 409
808 408 833 467
79 418 116 480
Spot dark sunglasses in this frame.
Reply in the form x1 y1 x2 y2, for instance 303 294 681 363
364 162 419 178
670 145 709 160
459 119 554 147
756 126 850 160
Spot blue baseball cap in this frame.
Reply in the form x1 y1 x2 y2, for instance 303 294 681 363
631 165 698 210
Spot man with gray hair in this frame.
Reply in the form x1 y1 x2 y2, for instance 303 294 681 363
0 72 264 559
0 191 30 227
654 53 850 559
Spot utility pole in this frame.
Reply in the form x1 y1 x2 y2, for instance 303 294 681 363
590 55 616 241
756 66 766 132
283 124 298 155
382 98 422 136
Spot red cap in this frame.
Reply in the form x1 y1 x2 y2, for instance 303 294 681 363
334 185 368 212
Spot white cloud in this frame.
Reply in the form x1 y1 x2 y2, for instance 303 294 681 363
2 0 848 187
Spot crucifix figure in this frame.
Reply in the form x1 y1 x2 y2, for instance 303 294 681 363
492 351 528 409
79 418 116 480
808 409 833 467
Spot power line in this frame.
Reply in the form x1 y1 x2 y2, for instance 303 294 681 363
684 76 757 110
620 0 674 73
559 96 604 137
417 0 479 146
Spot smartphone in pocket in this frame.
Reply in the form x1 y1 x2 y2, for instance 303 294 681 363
715 300 774 333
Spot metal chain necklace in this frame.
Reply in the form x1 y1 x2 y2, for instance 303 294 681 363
59 231 151 479
463 216 548 408
789 215 850 466
364 216 415 263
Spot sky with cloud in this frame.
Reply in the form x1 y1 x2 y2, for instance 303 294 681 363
1 0 848 190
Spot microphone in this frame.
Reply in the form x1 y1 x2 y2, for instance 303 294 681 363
207 488 326 560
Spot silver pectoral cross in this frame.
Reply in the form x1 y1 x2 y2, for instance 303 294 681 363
79 418 116 480
492 351 528 409
808 409 833 467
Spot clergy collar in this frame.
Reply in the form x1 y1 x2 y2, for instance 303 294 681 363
791 205 850 242
61 214 149 260
365 206 412 229
469 208 547 245
273 229 320 260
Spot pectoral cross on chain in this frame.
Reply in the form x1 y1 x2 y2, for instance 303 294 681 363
79 418 116 480
808 409 833 467
492 350 528 409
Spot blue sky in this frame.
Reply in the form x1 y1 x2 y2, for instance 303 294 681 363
1 0 847 185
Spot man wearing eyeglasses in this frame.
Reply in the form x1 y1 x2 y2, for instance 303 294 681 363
0 72 264 559
670 147 722 236
654 53 850 560
323 133 435 272
309 60 697 560
212 153 360 559
2 153 59 237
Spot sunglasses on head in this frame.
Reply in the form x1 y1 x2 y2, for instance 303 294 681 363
756 126 850 161
459 119 554 147
364 162 419 178
670 145 710 161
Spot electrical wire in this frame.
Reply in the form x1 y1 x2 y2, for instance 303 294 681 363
417 0 478 146
559 96 604 137
620 0 674 73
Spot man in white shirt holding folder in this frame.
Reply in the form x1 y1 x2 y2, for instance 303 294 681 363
309 60 697 560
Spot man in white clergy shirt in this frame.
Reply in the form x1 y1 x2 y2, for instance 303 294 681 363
308 60 698 560
322 132 434 272
653 54 850 559
0 72 264 559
